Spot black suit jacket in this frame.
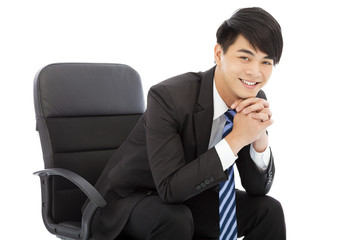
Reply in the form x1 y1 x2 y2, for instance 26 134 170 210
91 66 275 239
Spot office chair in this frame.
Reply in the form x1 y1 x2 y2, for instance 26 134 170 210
33 63 145 240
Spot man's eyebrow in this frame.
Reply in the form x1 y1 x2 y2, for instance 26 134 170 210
237 49 255 56
237 48 273 60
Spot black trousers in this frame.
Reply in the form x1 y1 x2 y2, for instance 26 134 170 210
119 190 286 240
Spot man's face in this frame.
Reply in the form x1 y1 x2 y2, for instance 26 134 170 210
215 35 274 100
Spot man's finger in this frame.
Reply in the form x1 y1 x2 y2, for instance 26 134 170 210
260 118 274 129
234 98 257 112
230 99 243 109
252 112 270 122
243 103 266 114
260 108 272 119
236 98 269 113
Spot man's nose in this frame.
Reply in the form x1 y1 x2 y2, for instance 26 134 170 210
245 63 261 78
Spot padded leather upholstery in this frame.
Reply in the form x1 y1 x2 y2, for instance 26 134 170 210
34 63 144 118
34 63 145 225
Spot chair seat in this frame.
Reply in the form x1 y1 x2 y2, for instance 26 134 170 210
57 221 81 231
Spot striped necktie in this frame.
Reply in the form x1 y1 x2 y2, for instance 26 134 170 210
219 109 237 240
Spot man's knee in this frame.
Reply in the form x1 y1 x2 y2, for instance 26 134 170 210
253 195 285 223
262 196 283 216
235 191 286 238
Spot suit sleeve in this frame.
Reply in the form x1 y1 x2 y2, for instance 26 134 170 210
145 84 227 203
235 89 275 195
236 145 275 195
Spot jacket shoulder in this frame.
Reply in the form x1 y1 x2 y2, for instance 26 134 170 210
156 71 203 89
148 70 207 103
256 89 267 100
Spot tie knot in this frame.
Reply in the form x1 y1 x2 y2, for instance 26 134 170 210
224 109 236 123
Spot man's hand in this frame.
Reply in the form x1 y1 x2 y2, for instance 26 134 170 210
231 98 271 120
226 98 273 154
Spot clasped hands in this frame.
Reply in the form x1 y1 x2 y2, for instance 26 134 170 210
225 97 273 155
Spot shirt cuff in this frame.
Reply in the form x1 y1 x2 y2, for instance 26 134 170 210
250 143 271 171
215 139 237 171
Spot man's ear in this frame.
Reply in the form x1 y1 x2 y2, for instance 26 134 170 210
214 43 223 66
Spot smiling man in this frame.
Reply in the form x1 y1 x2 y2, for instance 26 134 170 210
91 7 286 240
214 34 276 159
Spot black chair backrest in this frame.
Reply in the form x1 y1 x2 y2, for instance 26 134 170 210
34 63 144 223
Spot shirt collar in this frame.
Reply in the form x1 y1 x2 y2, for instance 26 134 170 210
213 78 229 120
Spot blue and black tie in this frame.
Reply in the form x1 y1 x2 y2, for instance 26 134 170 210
219 109 237 240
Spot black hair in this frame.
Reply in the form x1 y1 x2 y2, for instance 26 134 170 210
216 7 283 65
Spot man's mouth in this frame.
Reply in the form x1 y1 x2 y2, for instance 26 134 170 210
239 78 259 86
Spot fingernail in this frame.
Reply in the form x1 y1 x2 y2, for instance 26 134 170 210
231 103 236 109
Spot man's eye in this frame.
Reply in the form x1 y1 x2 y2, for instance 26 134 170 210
240 57 249 61
263 61 273 66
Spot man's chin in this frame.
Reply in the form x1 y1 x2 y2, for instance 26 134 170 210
238 90 259 99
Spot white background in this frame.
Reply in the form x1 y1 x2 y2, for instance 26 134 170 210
1 0 359 239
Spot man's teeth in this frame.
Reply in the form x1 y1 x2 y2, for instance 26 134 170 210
240 79 257 86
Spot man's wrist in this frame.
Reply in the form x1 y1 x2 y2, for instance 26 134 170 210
252 132 268 153
225 133 245 155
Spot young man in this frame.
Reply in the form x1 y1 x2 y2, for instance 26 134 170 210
91 7 286 240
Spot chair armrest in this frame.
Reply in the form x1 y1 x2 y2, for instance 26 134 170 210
34 168 106 239
34 168 106 207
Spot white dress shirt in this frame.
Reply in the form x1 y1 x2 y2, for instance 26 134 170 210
208 79 271 172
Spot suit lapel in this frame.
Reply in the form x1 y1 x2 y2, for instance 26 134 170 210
194 66 216 156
